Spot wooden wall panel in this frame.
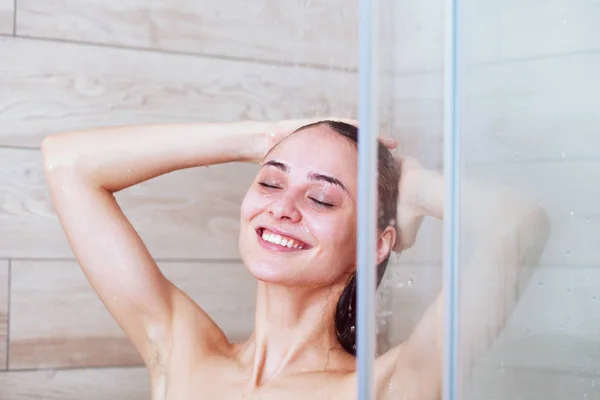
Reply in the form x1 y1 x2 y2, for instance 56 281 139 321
15 0 600 73
0 0 12 35
16 0 358 69
9 260 256 370
0 147 257 260
0 261 7 370
0 367 150 400
1 154 598 266
0 36 357 148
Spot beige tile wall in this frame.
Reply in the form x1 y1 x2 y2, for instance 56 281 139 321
0 261 8 370
0 0 598 398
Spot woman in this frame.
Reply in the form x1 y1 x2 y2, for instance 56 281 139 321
41 119 549 399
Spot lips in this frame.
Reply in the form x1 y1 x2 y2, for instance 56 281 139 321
256 227 311 250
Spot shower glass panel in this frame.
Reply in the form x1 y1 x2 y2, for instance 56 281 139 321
376 0 446 378
455 0 600 399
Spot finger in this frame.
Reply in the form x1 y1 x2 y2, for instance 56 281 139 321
378 136 398 149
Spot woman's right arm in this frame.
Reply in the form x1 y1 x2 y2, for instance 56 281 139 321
41 121 271 369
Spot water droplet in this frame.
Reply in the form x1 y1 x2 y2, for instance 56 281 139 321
350 325 355 333
514 154 521 162
561 152 567 158
565 251 572 260
592 296 597 301
538 282 544 288
396 280 404 288
569 211 575 217
407 278 414 287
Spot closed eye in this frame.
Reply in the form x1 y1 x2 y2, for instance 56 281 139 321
259 182 280 189
310 198 333 207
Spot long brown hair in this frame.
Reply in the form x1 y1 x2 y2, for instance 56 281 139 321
292 120 400 355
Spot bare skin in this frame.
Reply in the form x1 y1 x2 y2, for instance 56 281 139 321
42 119 550 400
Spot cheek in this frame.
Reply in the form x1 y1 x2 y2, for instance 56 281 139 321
240 189 267 222
311 213 357 254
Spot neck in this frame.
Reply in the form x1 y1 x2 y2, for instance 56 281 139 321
238 281 353 386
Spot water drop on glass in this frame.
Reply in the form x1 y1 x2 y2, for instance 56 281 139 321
407 278 414 287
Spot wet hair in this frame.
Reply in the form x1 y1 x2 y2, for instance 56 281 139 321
292 120 400 356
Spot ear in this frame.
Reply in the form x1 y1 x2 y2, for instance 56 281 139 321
376 226 397 265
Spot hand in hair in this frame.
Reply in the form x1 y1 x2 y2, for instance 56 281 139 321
393 155 427 252
249 117 398 164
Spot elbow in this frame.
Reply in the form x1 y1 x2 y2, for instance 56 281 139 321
515 204 551 266
41 133 81 175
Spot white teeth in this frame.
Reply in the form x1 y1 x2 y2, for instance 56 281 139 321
261 229 305 249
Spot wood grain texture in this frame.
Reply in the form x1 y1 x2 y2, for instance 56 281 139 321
0 147 257 260
4 35 597 165
0 0 13 35
0 36 357 149
8 260 256 370
0 261 7 370
15 0 600 72
0 367 150 400
1 153 598 266
15 0 358 69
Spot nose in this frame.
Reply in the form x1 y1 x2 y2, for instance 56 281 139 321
267 193 301 222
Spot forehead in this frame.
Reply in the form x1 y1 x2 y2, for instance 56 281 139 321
265 127 358 188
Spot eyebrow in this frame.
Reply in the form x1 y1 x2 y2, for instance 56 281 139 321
262 160 349 193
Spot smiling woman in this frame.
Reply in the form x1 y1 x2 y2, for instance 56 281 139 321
238 120 399 357
40 118 549 400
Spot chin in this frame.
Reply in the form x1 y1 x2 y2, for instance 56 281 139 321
244 259 289 283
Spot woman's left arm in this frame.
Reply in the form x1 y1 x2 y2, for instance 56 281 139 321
388 160 551 396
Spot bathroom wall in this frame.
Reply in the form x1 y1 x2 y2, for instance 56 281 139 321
0 2 361 398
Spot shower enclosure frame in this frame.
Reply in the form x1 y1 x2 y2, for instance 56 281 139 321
355 0 460 399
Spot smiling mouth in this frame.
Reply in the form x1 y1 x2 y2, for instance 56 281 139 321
256 228 310 250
